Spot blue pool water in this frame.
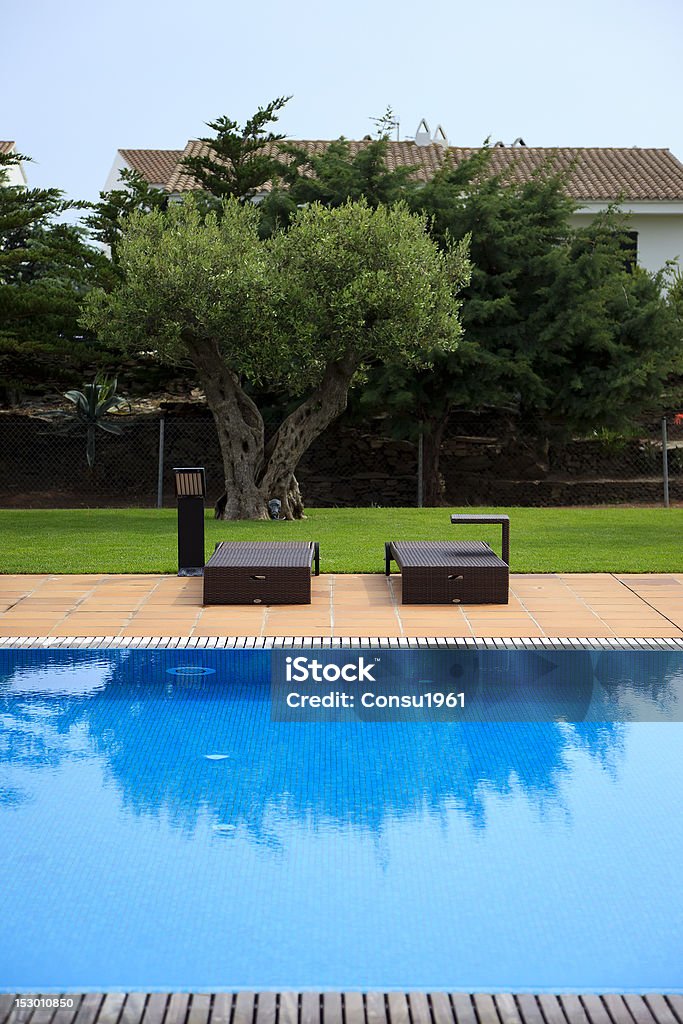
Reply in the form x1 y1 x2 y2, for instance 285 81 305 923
1 648 683 992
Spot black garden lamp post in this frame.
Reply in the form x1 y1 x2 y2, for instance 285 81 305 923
174 467 206 576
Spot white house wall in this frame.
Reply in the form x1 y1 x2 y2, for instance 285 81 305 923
570 207 683 275
1 145 27 187
103 151 132 193
103 151 168 193
4 162 27 187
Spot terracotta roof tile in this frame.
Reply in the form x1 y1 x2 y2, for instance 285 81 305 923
147 139 683 202
447 146 683 201
120 148 184 185
0 141 16 154
166 140 207 192
166 138 449 193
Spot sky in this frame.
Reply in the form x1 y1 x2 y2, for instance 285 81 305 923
3 0 683 205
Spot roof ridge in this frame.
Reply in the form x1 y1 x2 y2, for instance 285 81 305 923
180 138 676 154
130 138 683 202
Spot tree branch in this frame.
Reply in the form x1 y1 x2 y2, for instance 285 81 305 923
260 349 358 493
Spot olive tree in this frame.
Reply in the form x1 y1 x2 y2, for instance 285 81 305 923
83 197 470 519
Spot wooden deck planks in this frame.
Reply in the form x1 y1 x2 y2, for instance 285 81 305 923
558 995 590 1024
473 994 500 1024
3 994 683 1024
278 993 298 1024
581 996 615 1024
364 995 386 1024
141 997 169 1024
164 993 190 1024
407 994 431 1024
430 994 455 1024
233 994 255 1024
494 994 523 1024
51 1000 85 1024
386 994 410 1024
72 995 106 1024
515 995 545 1024
0 998 17 1024
666 998 683 1024
644 998 680 1024
255 995 276 1024
620 996 657 1024
187 995 211 1024
30 1008 63 1024
300 994 320 1024
322 994 342 1024
538 995 568 1024
96 995 126 1024
450 994 477 1024
601 995 638 1024
119 995 148 1024
343 994 364 1024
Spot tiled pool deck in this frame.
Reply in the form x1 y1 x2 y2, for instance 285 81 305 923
1 572 683 638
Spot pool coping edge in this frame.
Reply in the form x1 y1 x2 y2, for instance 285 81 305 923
1 636 682 650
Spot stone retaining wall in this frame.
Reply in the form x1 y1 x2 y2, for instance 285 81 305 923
0 410 676 508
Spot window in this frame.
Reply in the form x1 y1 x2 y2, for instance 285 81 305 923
619 230 638 272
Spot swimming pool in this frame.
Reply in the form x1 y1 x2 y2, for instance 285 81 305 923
1 644 682 993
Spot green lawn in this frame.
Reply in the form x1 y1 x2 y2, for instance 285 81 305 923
1 507 681 574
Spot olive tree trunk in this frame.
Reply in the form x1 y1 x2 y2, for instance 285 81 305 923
185 332 357 519
421 414 450 506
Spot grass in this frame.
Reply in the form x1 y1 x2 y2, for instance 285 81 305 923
1 506 682 575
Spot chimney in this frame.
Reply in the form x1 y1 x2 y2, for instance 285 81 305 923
432 124 448 148
415 118 431 146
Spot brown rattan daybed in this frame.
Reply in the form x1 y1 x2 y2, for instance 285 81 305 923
203 541 320 605
385 514 510 604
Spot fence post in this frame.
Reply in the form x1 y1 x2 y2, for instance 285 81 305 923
662 417 670 508
157 414 165 509
417 427 424 508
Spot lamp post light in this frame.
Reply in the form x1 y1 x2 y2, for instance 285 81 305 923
173 467 206 576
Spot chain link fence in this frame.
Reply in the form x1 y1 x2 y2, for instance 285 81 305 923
438 412 683 507
0 408 680 509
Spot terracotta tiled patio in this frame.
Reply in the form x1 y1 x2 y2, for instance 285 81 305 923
1 572 683 638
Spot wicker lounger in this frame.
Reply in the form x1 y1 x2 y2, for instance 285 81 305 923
385 540 509 604
386 516 510 604
203 541 320 605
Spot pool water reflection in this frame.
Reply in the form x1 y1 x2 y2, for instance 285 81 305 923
1 649 682 992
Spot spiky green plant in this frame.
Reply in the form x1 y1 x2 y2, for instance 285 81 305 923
62 376 129 468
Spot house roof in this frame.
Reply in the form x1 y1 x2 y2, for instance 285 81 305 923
126 140 683 203
0 141 16 154
165 138 448 192
120 148 184 185
447 146 683 201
